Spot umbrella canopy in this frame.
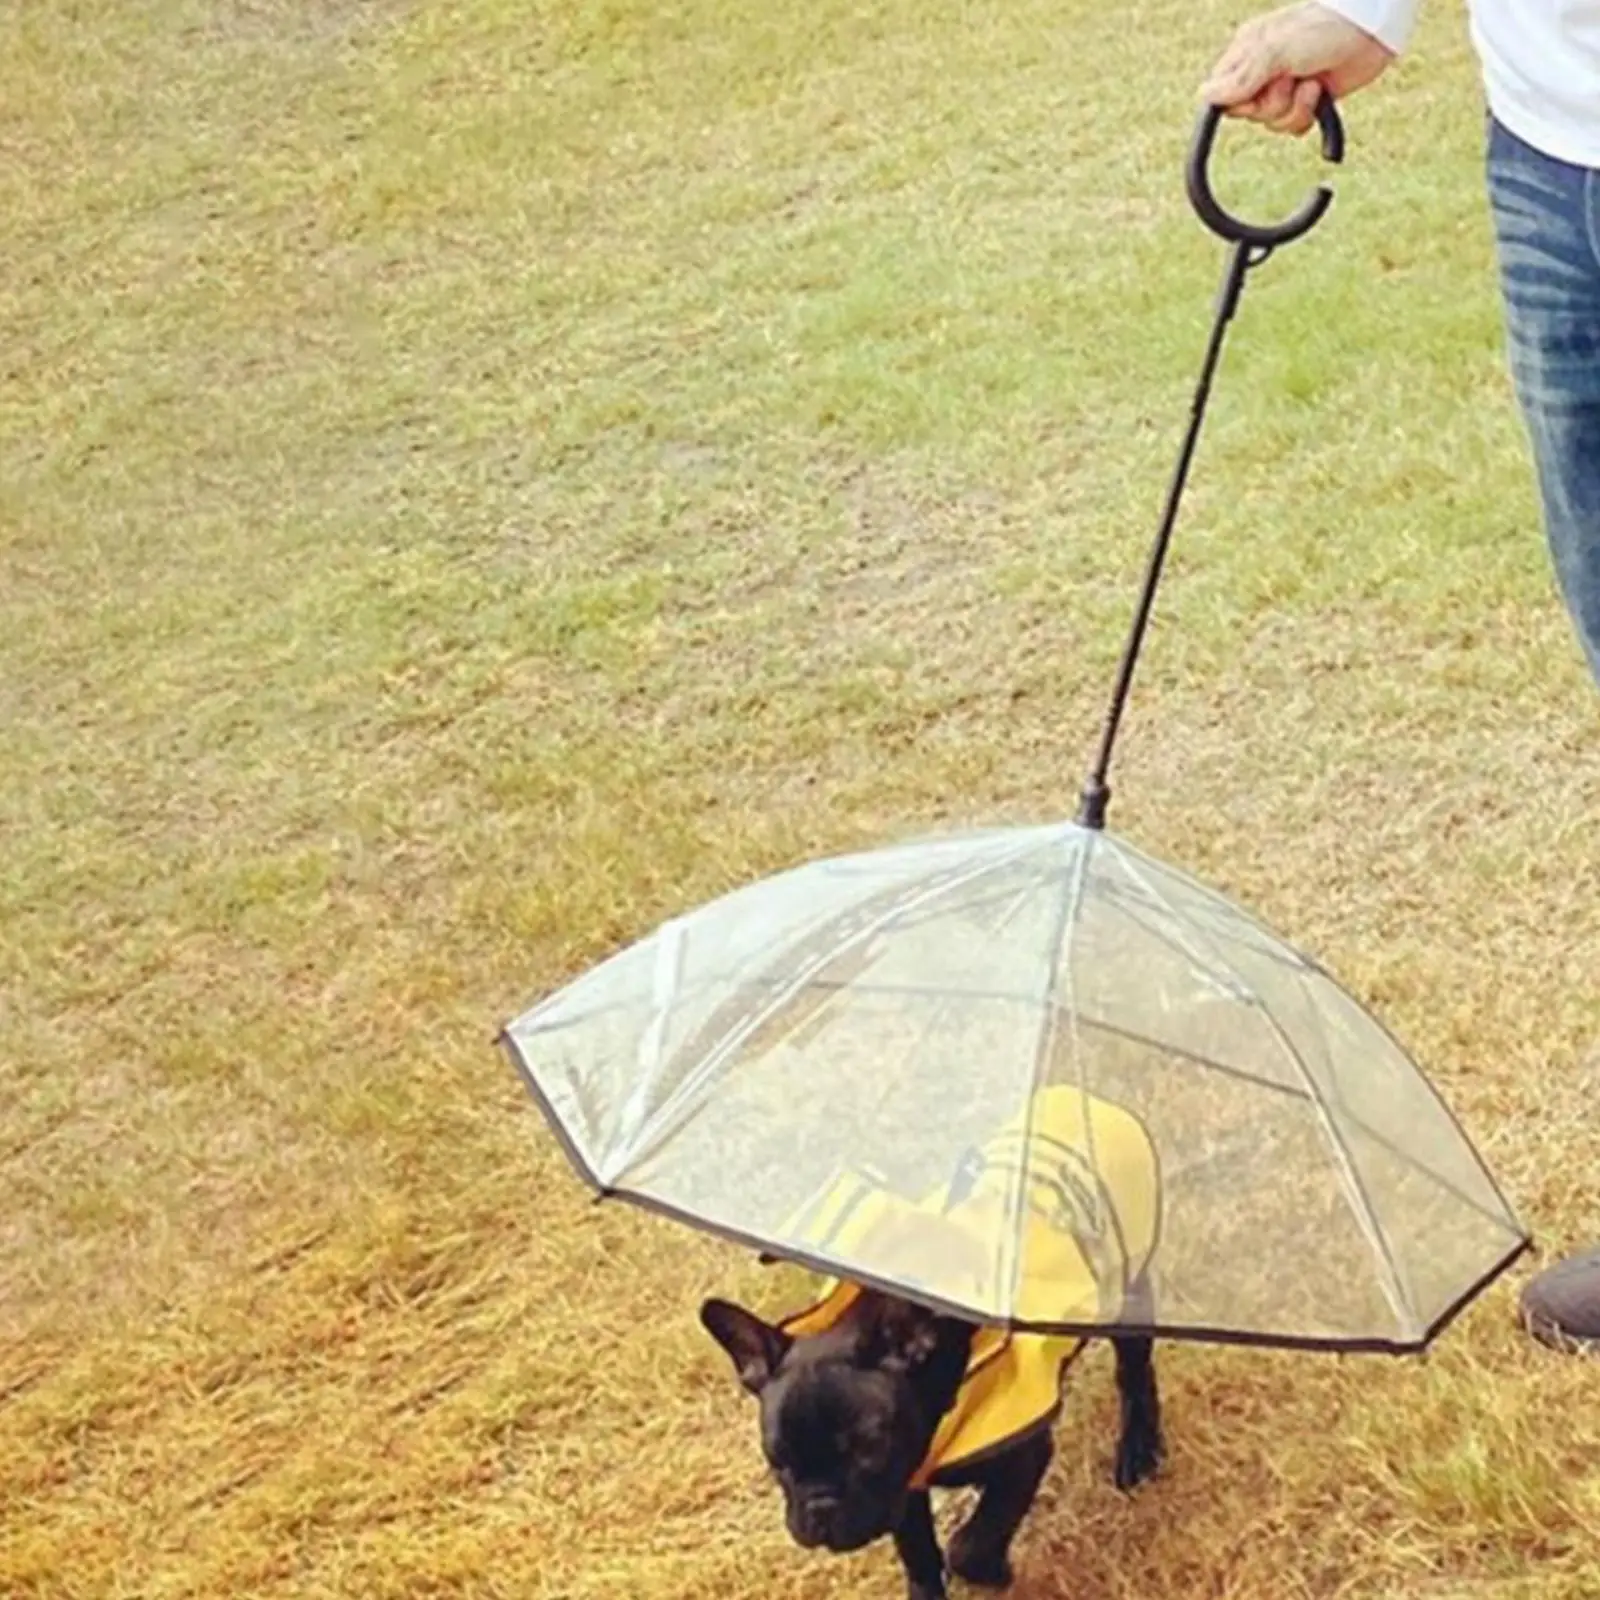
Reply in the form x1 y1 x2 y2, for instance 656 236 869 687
502 106 1531 1357
501 821 1530 1354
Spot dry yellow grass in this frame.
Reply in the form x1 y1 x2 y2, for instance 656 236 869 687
4 0 1600 1596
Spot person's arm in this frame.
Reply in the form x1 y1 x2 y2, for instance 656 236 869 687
1200 1 1412 135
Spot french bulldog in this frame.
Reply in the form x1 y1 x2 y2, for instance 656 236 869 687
700 1284 1162 1600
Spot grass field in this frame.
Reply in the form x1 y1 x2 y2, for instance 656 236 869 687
5 0 1600 1596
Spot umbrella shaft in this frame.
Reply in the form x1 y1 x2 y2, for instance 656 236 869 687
1078 239 1257 831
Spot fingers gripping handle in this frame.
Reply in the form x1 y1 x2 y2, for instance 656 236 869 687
1186 95 1345 249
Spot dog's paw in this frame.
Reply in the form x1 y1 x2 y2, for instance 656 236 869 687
908 1579 948 1600
946 1528 1014 1591
1113 1425 1165 1492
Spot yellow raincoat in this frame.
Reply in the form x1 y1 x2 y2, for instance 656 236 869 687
772 1087 1161 1489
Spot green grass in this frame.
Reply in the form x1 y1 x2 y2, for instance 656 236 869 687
4 0 1600 1596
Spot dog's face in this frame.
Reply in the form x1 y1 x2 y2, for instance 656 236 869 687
699 1292 973 1553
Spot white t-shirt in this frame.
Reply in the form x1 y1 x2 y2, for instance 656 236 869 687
1326 0 1600 169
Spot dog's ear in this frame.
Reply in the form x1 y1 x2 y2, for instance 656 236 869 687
699 1297 793 1395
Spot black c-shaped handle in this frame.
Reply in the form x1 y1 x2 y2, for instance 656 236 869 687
1186 94 1345 250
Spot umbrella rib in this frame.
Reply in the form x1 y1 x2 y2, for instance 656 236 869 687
1003 832 1098 1325
1302 976 1531 1239
1103 833 1324 973
660 834 1064 1076
716 825 1054 982
688 972 1318 1101
1250 995 1423 1340
601 875 956 1181
880 868 1055 1222
612 917 691 1162
1316 1101 1526 1238
1093 873 1275 1004
1110 850 1423 1342
1098 857 1521 1241
605 838 1051 1187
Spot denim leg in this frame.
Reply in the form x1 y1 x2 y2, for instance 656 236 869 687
1485 118 1600 687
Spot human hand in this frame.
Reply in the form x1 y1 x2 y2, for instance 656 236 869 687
1200 2 1395 136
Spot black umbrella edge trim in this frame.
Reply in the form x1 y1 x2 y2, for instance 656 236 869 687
603 1188 1534 1356
497 1028 611 1195
498 1024 1536 1356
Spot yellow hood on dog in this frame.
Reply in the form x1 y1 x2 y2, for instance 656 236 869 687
774 1087 1160 1489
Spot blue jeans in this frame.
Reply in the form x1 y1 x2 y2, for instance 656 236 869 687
1486 117 1600 685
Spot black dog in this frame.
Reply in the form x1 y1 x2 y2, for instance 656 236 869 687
700 1285 1162 1600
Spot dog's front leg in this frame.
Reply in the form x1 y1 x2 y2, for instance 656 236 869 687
892 1490 946 1600
946 1428 1052 1589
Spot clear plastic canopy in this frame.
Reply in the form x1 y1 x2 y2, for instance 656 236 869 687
502 822 1530 1352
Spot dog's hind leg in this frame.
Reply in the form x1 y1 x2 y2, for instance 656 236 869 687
945 1429 1053 1591
1111 1334 1163 1490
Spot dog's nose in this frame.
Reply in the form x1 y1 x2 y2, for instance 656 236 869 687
793 1497 839 1547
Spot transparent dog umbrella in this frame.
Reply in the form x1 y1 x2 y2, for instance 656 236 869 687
499 105 1531 1353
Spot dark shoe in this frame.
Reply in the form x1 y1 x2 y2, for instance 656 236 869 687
1519 1244 1600 1351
